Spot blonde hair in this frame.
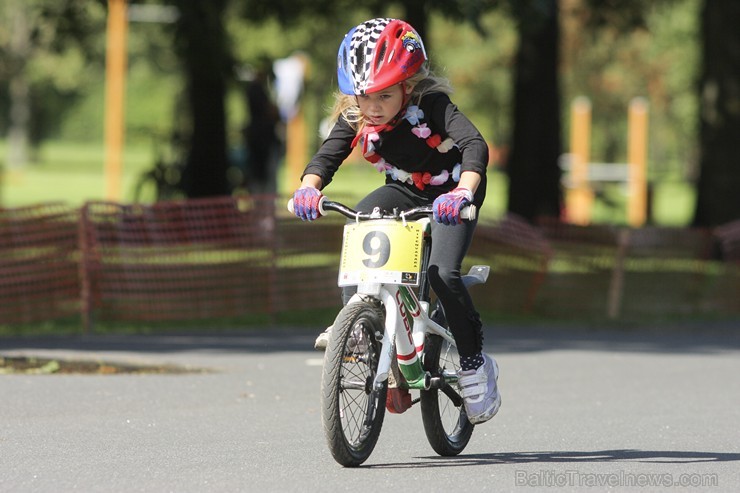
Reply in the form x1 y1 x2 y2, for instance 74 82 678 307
329 66 454 132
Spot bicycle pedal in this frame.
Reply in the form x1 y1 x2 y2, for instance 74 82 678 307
386 388 412 414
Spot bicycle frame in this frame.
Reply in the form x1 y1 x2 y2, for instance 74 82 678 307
288 195 481 392
346 281 457 392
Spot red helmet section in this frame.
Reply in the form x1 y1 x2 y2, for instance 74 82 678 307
337 18 427 95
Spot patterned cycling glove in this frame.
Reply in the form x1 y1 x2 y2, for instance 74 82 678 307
433 187 473 225
292 187 324 221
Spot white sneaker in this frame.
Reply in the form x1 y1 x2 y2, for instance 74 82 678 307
314 326 331 351
457 354 501 425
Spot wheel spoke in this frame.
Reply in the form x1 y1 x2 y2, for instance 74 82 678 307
420 334 474 456
322 302 387 466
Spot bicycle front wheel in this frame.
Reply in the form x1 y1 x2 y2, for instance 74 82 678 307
420 333 474 456
321 301 387 467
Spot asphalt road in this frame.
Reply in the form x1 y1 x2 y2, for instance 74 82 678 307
1 323 739 492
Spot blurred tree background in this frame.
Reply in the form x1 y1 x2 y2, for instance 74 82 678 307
2 0 738 226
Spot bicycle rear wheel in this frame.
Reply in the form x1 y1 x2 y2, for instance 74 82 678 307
321 301 387 467
420 333 474 456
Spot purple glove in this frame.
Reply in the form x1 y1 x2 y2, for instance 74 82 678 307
292 187 323 221
433 188 473 225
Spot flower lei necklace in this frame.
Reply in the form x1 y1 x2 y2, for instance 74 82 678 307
351 104 461 190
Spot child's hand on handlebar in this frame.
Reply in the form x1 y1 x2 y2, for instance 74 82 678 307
292 187 324 221
433 188 473 226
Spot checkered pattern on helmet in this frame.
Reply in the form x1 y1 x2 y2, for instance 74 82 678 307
348 18 391 94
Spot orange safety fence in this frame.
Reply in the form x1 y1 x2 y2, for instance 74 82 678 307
0 203 80 324
79 197 275 328
78 196 348 330
1 196 739 330
714 219 740 262
532 219 737 319
467 213 553 315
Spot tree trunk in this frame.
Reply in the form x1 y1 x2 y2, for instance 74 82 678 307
7 0 31 170
693 0 740 227
402 0 428 49
174 0 232 198
506 0 563 222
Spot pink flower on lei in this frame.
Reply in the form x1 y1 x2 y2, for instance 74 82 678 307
411 123 431 139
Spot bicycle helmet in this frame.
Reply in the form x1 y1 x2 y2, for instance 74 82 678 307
337 18 427 95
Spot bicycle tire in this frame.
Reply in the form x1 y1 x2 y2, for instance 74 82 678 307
321 301 387 467
420 332 474 456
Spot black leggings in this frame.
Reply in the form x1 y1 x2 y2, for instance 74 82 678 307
341 183 484 357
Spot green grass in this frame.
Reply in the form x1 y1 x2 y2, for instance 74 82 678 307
1 139 695 226
651 181 696 226
0 140 153 207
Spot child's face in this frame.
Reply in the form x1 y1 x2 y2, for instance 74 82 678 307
357 83 410 126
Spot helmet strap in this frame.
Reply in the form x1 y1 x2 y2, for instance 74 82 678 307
350 82 411 151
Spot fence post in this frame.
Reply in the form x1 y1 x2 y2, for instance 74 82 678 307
607 229 630 319
78 203 93 333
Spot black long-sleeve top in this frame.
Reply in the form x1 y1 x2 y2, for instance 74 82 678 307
302 92 488 205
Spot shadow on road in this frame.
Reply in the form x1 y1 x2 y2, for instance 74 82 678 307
366 449 740 469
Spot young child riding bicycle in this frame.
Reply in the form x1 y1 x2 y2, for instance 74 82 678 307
291 18 501 425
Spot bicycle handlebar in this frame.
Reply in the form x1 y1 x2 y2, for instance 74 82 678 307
287 196 476 221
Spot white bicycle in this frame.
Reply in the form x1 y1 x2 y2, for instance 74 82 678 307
289 197 490 466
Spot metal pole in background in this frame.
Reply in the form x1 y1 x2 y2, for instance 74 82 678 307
566 96 593 225
104 0 128 202
627 97 649 227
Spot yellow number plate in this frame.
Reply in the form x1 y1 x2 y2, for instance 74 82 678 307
338 220 424 286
